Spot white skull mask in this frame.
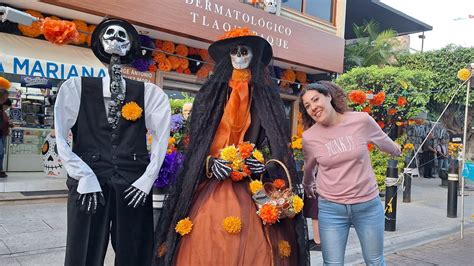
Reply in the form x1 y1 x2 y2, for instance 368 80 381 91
101 25 131 56
230 45 253 70
264 0 277 14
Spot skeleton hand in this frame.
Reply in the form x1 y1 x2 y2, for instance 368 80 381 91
209 157 232 181
244 156 266 175
123 186 147 208
77 192 105 215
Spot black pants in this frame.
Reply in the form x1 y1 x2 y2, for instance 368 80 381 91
422 153 434 178
65 175 153 266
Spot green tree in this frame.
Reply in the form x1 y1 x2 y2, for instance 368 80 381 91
396 45 474 141
344 20 406 71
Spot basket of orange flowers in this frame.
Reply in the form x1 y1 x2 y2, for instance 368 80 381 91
250 159 304 225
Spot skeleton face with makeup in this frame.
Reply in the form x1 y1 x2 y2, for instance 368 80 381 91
230 45 253 70
101 25 131 56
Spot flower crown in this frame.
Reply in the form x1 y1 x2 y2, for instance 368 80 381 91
218 27 256 40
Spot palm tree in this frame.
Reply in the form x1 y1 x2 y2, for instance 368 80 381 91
344 20 404 71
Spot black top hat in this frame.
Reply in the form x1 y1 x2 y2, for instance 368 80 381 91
91 18 141 64
208 34 273 66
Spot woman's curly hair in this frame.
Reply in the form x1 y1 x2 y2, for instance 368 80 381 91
298 81 349 130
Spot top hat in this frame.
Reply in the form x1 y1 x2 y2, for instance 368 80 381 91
91 18 141 64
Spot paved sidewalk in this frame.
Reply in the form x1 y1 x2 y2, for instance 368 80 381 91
383 229 474 265
0 176 473 265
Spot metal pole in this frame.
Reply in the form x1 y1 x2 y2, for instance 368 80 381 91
403 156 412 202
460 68 471 239
385 159 398 231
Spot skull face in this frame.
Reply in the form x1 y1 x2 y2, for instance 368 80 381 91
264 0 277 13
230 45 253 70
42 132 69 178
101 25 131 56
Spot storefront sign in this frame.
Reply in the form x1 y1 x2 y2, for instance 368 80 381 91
42 0 345 72
20 75 53 89
122 66 156 83
0 54 107 79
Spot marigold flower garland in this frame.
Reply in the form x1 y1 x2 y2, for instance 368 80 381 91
41 18 79 45
121 101 143 121
175 217 193 236
222 216 242 234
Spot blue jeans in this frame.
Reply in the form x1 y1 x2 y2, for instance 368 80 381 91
318 196 385 266
438 158 448 171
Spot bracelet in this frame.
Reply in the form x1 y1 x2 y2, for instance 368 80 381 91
205 155 213 179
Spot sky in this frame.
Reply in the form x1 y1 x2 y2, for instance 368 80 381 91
381 0 474 52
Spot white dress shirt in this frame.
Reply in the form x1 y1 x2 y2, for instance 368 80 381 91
54 76 171 195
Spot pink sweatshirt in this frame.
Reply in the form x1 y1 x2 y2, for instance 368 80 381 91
302 112 401 204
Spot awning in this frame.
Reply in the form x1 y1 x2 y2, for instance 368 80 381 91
0 32 107 79
345 0 432 39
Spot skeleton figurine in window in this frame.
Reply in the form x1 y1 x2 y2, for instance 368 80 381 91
155 28 308 265
55 18 170 266
263 0 281 14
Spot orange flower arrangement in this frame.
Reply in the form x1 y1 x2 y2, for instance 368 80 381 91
199 49 211 62
72 19 88 45
148 64 158 72
121 101 143 121
295 71 307 84
162 41 175 54
18 10 44 38
0 77 11 90
348 90 367 104
168 56 181 70
230 171 244 182
258 203 279 225
196 67 209 79
387 108 397 115
272 179 286 190
218 27 256 40
369 91 385 106
222 216 242 234
278 240 291 258
87 24 96 46
158 58 172 72
238 142 254 159
183 69 192 75
179 58 189 69
362 106 372 113
153 52 167 63
376 121 385 129
41 18 79 45
175 217 193 236
397 96 407 107
218 142 264 182
154 39 163 49
175 44 189 57
282 69 296 83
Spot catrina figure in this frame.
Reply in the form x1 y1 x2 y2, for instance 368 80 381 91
155 28 309 266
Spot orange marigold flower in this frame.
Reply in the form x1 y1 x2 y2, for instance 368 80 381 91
196 67 209 79
249 180 263 194
457 68 471 81
238 142 254 159
175 217 193 236
72 19 88 45
367 143 374 151
199 49 210 61
41 18 79 45
295 71 307 83
230 171 244 182
369 91 385 106
282 69 296 83
348 90 367 105
219 27 256 40
122 101 143 121
376 121 385 129
362 106 372 113
148 64 158 72
158 58 172 72
397 96 407 107
168 56 181 70
183 69 192 75
222 216 242 234
154 39 163 49
153 52 167 63
175 44 189 57
162 41 175 54
388 108 397 115
273 179 286 189
176 67 184 73
278 240 291 258
242 165 252 176
18 10 44 38
259 203 279 225
179 58 189 69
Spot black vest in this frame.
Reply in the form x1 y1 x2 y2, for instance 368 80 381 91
71 77 149 184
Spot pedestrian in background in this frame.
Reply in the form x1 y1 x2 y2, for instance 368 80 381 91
299 81 401 265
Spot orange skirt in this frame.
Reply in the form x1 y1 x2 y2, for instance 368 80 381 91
175 178 271 265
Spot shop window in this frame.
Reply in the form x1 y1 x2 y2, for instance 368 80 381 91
282 0 334 23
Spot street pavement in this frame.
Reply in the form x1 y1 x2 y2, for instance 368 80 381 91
0 176 473 265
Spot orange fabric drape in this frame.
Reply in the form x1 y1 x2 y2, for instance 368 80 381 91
210 69 252 156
